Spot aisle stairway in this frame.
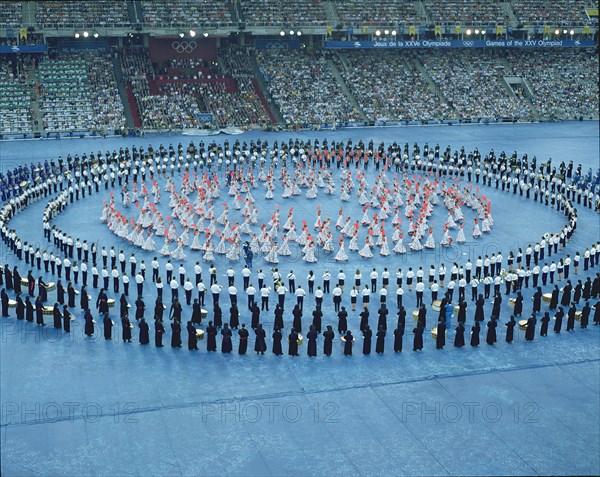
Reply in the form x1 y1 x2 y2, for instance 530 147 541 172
27 65 44 134
112 55 135 128
249 54 283 124
22 1 36 27
410 57 455 116
322 1 339 26
326 58 368 122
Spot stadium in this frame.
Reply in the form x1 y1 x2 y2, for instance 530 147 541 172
0 1 599 476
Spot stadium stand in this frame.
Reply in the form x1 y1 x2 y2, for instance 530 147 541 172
38 52 125 133
139 83 202 130
35 1 130 28
257 49 363 126
547 0 595 26
0 56 34 135
419 50 533 120
504 50 599 120
0 0 597 134
332 0 421 26
240 0 327 26
332 50 454 122
214 46 272 127
0 1 22 28
423 0 508 25
141 0 232 27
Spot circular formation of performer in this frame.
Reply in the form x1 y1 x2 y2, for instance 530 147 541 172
1 137 599 356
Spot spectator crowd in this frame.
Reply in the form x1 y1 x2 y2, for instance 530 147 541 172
35 1 129 27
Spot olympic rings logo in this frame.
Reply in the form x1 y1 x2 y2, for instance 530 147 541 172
264 42 289 49
171 41 197 53
462 41 474 47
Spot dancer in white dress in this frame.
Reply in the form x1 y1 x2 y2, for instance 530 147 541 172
265 242 279 263
348 231 359 251
203 241 215 262
472 219 482 238
424 227 435 249
323 233 335 253
456 223 466 243
277 235 292 256
170 238 187 260
215 235 228 254
440 227 452 247
393 233 407 254
379 235 390 256
226 240 241 261
409 233 423 251
142 232 155 251
359 237 374 258
303 241 318 263
159 237 171 256
190 230 202 250
481 215 491 233
335 239 348 262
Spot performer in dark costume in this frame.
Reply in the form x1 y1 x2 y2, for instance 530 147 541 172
122 315 132 342
272 327 283 356
53 303 62 329
323 325 334 356
393 325 404 352
221 323 232 353
154 318 165 347
307 325 317 357
413 325 423 351
288 328 299 356
470 322 480 346
206 321 217 351
343 330 353 356
525 314 537 341
375 326 386 354
84 309 94 336
187 321 198 350
171 320 182 348
549 285 559 310
505 315 516 343
238 324 249 354
362 325 372 355
63 306 71 333
486 319 497 345
254 323 266 355
540 312 550 336
554 307 564 333
139 318 150 344
104 313 113 340
454 322 465 347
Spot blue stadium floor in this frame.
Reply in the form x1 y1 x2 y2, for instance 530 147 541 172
1 121 599 476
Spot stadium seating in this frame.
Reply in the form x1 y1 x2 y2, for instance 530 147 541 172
423 0 508 25
419 50 533 120
120 47 154 80
0 2 22 28
258 49 363 126
332 50 454 122
333 0 421 26
0 57 33 135
241 0 327 26
504 50 599 119
141 0 232 27
546 0 594 26
214 46 272 127
38 53 125 132
140 83 202 130
35 1 130 28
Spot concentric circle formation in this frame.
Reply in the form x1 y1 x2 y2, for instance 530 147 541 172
1 134 599 358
